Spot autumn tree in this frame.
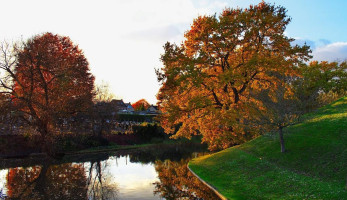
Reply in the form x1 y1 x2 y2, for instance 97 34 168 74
0 33 95 148
156 2 311 150
132 99 150 111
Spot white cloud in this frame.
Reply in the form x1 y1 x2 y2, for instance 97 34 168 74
291 37 347 62
312 42 347 62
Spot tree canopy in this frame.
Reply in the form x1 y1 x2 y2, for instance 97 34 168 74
132 99 150 111
294 61 347 112
156 2 311 150
93 81 115 103
0 32 95 141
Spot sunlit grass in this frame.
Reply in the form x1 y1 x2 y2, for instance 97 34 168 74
189 96 347 199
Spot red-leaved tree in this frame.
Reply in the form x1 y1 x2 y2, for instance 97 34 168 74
0 32 95 147
132 99 150 111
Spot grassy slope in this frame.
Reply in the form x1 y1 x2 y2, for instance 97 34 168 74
189 97 347 200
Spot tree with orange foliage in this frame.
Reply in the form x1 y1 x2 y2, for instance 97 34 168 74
132 99 150 111
0 33 94 150
156 2 311 150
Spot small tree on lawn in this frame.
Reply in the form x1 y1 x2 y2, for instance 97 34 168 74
256 79 302 153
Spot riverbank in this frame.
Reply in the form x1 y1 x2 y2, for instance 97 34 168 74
189 97 347 199
0 122 165 159
0 141 207 170
73 136 203 154
0 134 203 159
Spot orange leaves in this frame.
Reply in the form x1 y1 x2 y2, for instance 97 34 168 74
132 99 150 111
156 2 311 150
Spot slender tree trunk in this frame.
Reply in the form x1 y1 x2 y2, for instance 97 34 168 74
98 118 104 142
279 127 286 153
38 122 49 150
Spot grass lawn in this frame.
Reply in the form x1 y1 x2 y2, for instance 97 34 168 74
189 97 347 200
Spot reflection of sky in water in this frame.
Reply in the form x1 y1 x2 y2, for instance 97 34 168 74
0 156 163 200
0 147 218 200
107 155 162 199
0 170 7 194
85 155 163 200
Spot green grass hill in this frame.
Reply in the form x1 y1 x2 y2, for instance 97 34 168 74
189 97 347 200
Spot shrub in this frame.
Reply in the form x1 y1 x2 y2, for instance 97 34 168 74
132 123 165 143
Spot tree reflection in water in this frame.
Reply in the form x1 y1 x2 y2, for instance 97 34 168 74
6 163 87 200
154 155 220 200
86 160 118 200
2 144 219 200
5 161 119 200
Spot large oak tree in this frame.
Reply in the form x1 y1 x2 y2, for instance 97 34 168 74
0 33 94 145
156 2 311 150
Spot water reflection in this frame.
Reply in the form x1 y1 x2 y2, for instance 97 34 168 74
86 161 119 200
154 157 220 200
6 163 87 199
0 144 220 200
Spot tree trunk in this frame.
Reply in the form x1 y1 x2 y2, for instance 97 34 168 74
38 121 49 151
37 120 61 157
279 127 286 153
99 118 104 140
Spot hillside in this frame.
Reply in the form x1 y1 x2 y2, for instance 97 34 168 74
189 97 347 199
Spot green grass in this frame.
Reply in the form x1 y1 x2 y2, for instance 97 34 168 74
189 96 347 200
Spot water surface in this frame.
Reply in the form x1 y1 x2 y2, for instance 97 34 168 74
0 144 220 200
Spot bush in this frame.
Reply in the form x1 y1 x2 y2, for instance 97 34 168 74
132 123 166 143
117 114 156 122
49 133 109 152
317 90 347 108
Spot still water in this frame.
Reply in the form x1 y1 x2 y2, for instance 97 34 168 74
0 144 220 200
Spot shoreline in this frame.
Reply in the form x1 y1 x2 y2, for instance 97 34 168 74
187 164 228 200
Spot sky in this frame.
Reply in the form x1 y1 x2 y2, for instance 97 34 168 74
0 0 346 104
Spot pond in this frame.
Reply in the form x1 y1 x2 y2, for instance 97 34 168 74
0 144 220 200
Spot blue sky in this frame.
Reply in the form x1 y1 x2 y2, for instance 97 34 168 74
194 0 347 62
0 0 346 104
197 0 347 42
276 0 347 42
